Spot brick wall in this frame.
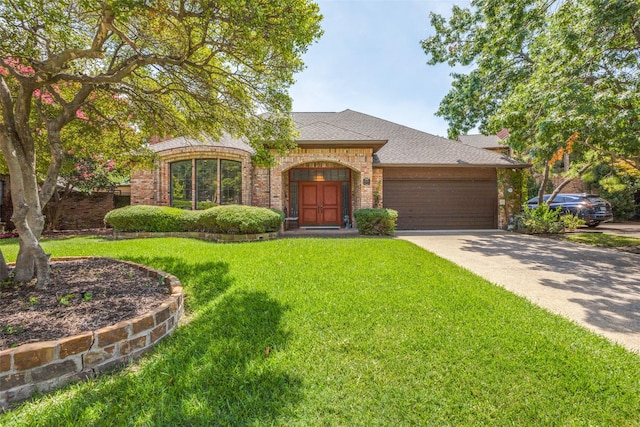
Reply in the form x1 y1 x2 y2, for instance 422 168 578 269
131 146 253 207
266 147 375 216
130 169 156 205
131 145 377 221
45 192 115 230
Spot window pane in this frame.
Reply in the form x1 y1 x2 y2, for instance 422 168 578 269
170 160 192 209
196 159 217 209
221 160 242 205
290 168 350 182
289 182 299 217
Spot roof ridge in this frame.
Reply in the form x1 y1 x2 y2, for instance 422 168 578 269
337 109 456 143
299 119 381 140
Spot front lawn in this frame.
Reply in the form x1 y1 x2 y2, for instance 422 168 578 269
565 232 640 248
1 237 639 425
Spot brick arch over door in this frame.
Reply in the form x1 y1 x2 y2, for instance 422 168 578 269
268 147 375 214
283 162 359 227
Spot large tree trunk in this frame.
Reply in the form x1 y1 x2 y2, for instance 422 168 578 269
0 130 52 287
9 160 50 287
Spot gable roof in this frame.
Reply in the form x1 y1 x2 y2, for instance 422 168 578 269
149 109 527 168
291 110 524 167
457 134 503 149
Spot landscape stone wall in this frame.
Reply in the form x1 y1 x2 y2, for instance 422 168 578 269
0 257 184 409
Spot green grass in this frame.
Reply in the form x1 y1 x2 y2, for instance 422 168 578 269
1 236 639 426
565 232 640 247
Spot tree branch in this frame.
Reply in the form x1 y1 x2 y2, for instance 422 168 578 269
547 162 594 203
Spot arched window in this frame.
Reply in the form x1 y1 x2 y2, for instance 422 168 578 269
170 159 242 209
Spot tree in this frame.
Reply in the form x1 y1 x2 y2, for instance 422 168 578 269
0 0 323 287
422 0 640 198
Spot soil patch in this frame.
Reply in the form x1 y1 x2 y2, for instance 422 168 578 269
0 258 170 350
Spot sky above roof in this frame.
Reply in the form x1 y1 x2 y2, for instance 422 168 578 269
289 0 472 139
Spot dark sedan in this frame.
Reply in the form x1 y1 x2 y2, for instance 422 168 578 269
526 193 613 227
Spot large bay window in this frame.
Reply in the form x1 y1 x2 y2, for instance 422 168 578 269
170 158 242 209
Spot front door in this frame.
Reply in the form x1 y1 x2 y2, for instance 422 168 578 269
300 182 341 226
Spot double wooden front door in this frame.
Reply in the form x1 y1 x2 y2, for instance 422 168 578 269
300 182 341 226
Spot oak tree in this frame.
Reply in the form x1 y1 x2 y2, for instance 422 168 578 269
423 0 640 200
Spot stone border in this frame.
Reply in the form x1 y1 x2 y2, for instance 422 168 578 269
0 257 184 409
111 230 278 243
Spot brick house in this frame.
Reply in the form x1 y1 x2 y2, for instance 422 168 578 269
131 109 529 230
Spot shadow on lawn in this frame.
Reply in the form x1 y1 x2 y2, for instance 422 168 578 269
23 256 301 426
458 234 640 336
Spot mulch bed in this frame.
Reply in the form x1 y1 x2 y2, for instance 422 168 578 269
0 258 170 350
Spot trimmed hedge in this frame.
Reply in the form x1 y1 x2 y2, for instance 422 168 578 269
105 205 284 234
354 208 398 236
104 205 190 232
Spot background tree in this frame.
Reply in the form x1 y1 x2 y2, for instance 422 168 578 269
0 0 322 286
44 153 130 231
422 0 640 201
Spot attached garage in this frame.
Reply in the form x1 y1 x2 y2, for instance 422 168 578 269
382 167 498 230
136 110 529 232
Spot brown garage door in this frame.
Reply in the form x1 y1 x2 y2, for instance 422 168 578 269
383 168 498 230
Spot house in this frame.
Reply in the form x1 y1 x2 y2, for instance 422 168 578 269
131 109 529 230
457 131 511 156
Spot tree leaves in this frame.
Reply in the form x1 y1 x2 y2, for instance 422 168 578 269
423 0 640 173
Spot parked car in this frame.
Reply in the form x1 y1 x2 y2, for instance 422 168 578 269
526 193 613 227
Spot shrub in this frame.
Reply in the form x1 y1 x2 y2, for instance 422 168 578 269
213 205 283 234
179 210 202 231
516 204 583 234
171 200 193 210
560 213 586 232
104 205 189 232
354 208 398 236
193 207 221 232
196 201 217 210
106 205 284 234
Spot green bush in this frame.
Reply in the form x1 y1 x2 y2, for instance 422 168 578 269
354 208 398 236
171 200 193 210
196 201 217 210
516 204 583 234
193 207 221 232
213 205 283 234
105 205 284 234
104 205 190 232
560 213 586 232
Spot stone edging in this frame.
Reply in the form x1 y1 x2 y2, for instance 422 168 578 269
111 230 278 242
0 257 184 409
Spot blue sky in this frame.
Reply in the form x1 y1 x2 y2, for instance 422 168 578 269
289 0 472 138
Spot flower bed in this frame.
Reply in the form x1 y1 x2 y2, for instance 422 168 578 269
0 257 184 409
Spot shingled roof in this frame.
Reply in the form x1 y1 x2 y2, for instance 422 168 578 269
457 134 504 149
150 109 526 168
149 133 255 154
291 110 524 167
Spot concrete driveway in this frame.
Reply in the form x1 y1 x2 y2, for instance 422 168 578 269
397 231 640 354
580 221 640 239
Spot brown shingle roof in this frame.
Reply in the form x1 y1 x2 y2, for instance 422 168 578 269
292 110 523 167
150 110 526 168
457 134 503 149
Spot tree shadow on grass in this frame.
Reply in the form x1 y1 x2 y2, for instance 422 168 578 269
14 256 301 426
